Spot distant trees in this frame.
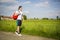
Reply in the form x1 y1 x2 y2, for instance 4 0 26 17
33 17 49 20
42 18 49 20
34 17 39 20
23 15 60 20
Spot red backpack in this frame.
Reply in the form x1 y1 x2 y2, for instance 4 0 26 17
11 12 18 20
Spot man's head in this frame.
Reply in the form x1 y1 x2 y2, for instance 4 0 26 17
18 6 22 11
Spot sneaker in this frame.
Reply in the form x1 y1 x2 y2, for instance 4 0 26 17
15 31 18 35
18 34 22 36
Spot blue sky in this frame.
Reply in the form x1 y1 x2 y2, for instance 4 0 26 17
0 0 60 19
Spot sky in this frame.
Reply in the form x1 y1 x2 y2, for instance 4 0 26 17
0 0 60 19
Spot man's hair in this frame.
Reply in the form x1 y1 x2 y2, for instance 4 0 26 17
18 6 22 10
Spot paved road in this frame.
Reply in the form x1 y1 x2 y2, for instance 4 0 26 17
0 31 57 40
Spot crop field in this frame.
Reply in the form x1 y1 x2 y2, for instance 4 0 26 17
0 20 60 39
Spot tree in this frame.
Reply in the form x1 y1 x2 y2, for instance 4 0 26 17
0 16 1 20
23 15 27 20
56 16 59 20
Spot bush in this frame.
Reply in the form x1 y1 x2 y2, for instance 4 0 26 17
23 15 27 20
42 18 49 20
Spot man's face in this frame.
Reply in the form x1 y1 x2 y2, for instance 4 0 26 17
19 7 22 11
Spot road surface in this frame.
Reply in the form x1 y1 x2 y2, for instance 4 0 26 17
0 31 57 40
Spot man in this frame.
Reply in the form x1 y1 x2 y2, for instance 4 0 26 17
15 6 23 36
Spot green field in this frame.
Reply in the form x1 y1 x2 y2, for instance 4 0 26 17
0 20 60 39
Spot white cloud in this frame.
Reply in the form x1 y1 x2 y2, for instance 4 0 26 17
23 1 31 4
0 0 19 6
6 5 18 10
35 1 49 7
23 11 30 13
0 0 24 16
0 0 15 2
0 0 20 11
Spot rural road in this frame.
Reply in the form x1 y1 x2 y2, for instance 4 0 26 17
0 31 57 40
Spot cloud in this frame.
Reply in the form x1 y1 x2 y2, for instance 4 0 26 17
23 11 30 13
51 0 60 2
0 0 19 6
0 0 19 11
35 1 49 7
0 0 15 2
0 0 20 16
23 1 31 4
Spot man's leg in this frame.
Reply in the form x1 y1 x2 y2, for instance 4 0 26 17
16 26 22 36
16 26 20 33
15 20 22 36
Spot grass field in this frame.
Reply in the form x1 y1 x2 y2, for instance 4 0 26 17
0 20 60 39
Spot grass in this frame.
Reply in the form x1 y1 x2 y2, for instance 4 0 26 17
0 19 60 39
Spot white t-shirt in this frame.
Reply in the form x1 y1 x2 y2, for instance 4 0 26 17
15 10 23 20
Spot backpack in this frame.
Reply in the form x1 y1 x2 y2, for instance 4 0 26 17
11 12 18 20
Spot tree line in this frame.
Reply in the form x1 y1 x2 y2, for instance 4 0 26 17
0 15 60 20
